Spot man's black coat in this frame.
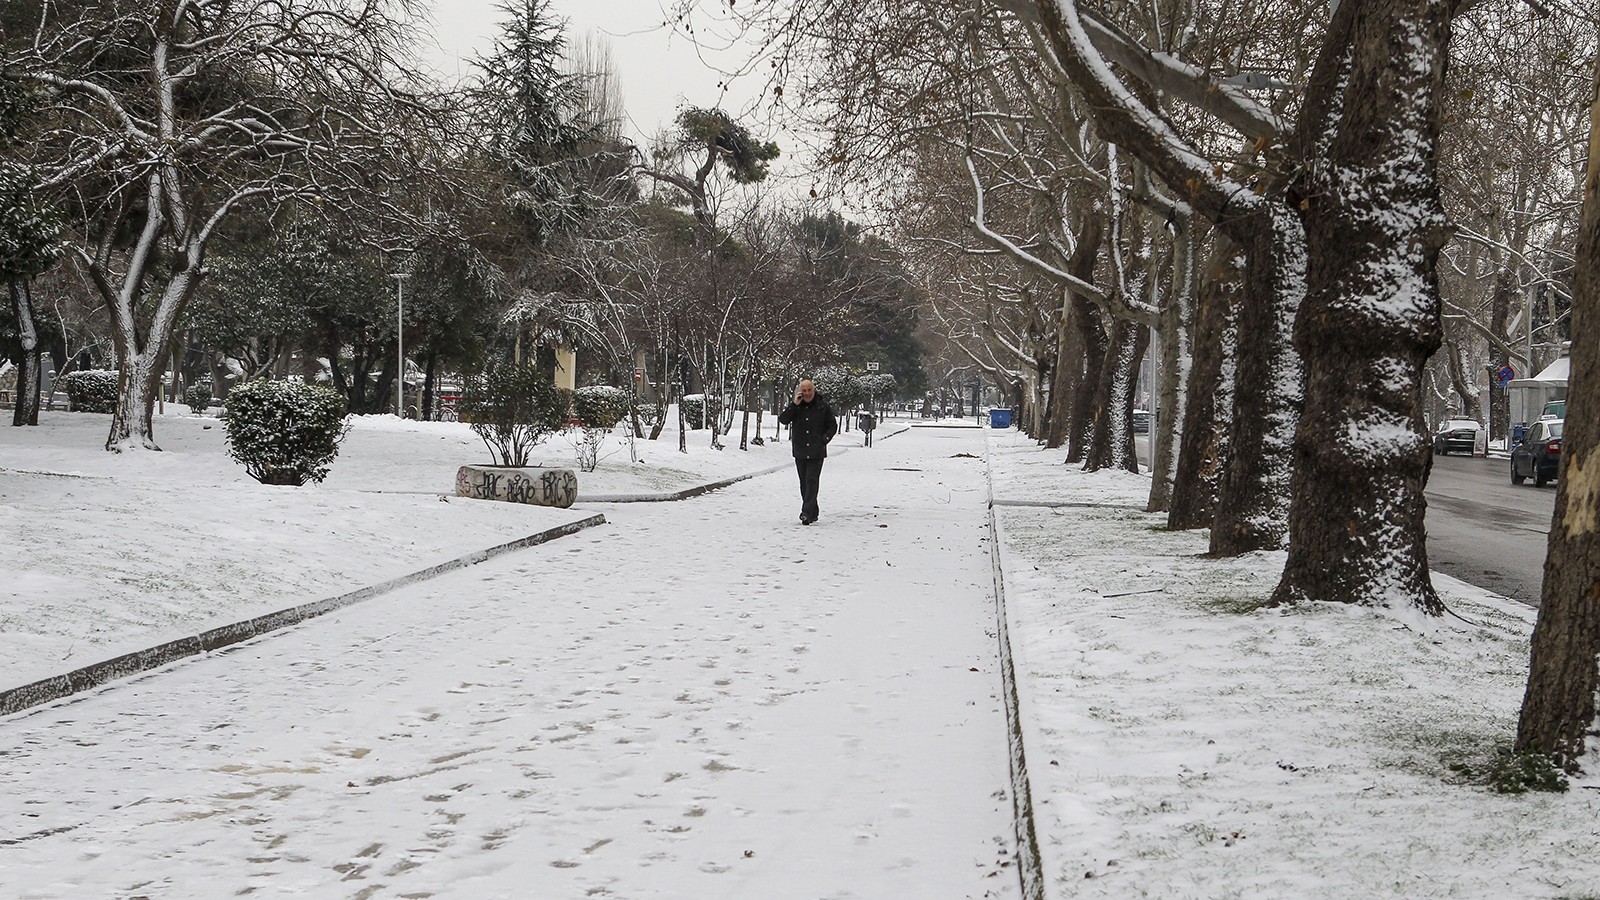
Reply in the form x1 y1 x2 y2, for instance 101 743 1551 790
778 394 838 459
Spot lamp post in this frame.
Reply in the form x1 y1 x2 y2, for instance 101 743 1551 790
392 272 409 418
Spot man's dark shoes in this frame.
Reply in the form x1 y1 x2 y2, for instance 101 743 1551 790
800 514 815 525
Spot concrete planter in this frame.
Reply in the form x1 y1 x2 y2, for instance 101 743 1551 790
456 465 578 508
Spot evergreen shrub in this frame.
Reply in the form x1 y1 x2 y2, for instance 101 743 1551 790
183 382 212 415
573 385 629 429
222 379 349 485
59 369 118 413
680 393 722 430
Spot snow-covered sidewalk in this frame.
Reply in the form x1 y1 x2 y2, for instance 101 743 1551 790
0 426 1018 899
986 428 1600 900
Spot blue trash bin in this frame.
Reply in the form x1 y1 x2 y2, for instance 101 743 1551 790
988 408 1013 428
1512 423 1528 446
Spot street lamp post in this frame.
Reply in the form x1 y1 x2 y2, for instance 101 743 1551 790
392 272 409 418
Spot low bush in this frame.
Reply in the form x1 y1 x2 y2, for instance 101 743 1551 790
633 396 662 428
460 363 571 467
573 385 629 429
183 382 212 415
680 393 722 430
59 369 118 413
222 379 349 485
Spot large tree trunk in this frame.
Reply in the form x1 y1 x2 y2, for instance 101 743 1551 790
421 350 437 421
1084 318 1146 473
1210 210 1304 555
1044 290 1080 450
1269 0 1453 612
1488 271 1515 441
1444 338 1483 422
1169 242 1243 530
9 279 41 427
1514 55 1600 770
1066 297 1108 463
1147 228 1194 513
1046 220 1103 450
103 265 201 451
107 349 166 451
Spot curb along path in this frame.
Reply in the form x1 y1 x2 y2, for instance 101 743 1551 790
0 514 607 719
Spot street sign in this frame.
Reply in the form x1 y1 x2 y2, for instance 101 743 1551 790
1497 365 1516 385
633 368 644 382
865 362 880 371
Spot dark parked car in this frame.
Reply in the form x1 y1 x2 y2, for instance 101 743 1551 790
1132 409 1151 434
1511 418 1563 487
1431 418 1481 455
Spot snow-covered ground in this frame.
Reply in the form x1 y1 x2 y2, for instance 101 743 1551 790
987 429 1600 899
1 412 1596 898
0 409 897 690
0 417 1013 899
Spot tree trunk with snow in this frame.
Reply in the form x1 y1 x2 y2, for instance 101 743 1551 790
9 279 41 427
1147 228 1194 513
1514 56 1600 769
95 248 206 450
1487 273 1515 441
1211 213 1304 554
1443 339 1483 422
1269 0 1454 612
1083 318 1145 473
1047 221 1103 451
1066 297 1107 464
1169 243 1242 530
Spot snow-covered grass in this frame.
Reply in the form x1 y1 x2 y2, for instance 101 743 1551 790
0 407 851 690
986 427 1600 899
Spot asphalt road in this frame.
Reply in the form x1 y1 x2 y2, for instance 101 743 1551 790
1133 437 1554 606
1425 451 1554 606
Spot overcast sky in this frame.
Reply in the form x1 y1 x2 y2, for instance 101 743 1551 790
422 0 770 147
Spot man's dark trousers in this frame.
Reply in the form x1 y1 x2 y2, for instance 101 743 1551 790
796 457 824 521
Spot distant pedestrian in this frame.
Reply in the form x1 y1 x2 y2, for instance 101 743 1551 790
778 378 837 524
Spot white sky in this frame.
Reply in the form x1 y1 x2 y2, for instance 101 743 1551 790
422 0 777 152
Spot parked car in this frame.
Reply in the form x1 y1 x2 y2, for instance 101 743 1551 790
1541 399 1565 420
1511 418 1563 486
1431 418 1481 455
1132 409 1151 434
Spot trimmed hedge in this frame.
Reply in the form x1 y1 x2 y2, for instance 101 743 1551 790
222 379 349 485
573 385 629 429
680 393 722 430
59 369 118 413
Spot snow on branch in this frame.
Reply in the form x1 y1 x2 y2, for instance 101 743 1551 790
966 155 1106 301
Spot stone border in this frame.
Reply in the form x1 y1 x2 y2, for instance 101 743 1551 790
985 447 1046 900
0 513 607 719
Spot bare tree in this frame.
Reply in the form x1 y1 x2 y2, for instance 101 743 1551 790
12 0 447 450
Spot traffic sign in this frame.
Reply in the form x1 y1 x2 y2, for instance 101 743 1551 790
1496 365 1515 385
866 362 880 372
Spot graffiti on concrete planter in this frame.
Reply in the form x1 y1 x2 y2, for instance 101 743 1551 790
541 470 577 507
456 465 577 508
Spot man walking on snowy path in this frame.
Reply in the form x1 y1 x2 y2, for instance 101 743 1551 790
778 378 837 524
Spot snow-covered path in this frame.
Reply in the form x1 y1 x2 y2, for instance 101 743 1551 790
0 427 1019 899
